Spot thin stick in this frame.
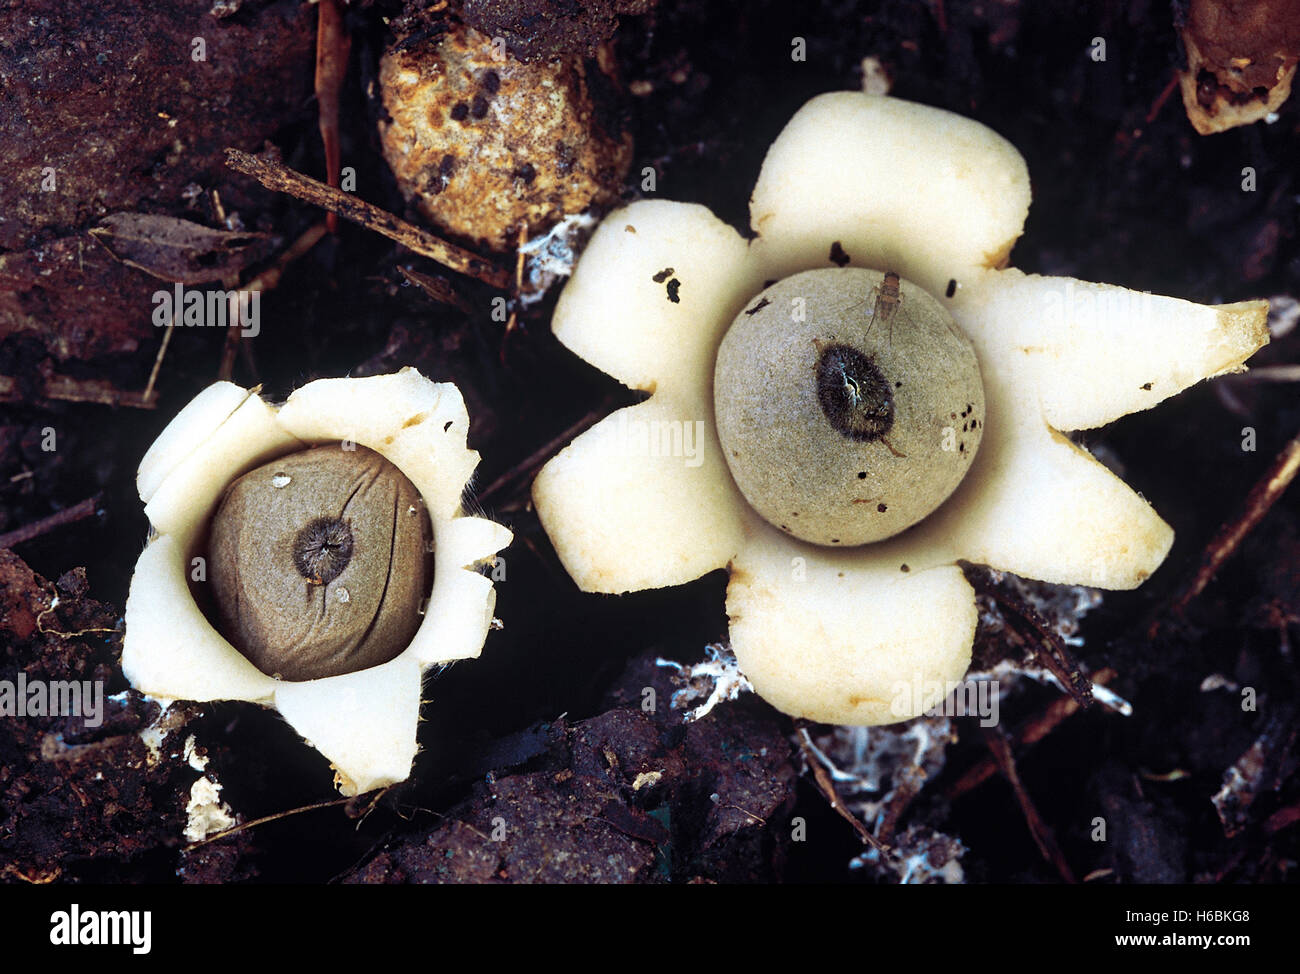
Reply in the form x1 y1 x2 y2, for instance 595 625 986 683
225 148 511 289
1228 364 1300 383
0 495 101 550
1145 70 1180 123
474 409 606 505
796 727 888 855
982 727 1077 883
0 375 156 409
315 0 350 235
961 563 1094 708
947 668 1118 800
185 796 353 851
217 221 329 381
143 305 178 403
1160 430 1300 627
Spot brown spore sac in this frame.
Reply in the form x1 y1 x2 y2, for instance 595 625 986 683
208 444 432 682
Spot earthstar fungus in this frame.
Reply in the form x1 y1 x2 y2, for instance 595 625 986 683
532 92 1270 726
123 368 512 794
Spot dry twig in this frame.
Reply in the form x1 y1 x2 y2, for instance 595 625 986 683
961 563 1094 707
225 148 511 289
795 726 889 856
217 221 329 381
315 0 351 235
982 727 1077 883
0 495 102 550
475 408 607 506
1156 429 1300 632
946 668 1118 800
0 375 156 409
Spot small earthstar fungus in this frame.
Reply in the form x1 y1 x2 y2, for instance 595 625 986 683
123 368 512 794
532 91 1270 726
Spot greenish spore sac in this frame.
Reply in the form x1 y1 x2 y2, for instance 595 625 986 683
714 267 985 546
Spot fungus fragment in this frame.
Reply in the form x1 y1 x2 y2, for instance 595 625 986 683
1178 0 1300 134
378 22 632 252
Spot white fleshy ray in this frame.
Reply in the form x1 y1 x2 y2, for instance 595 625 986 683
748 92 1031 298
534 393 745 593
727 514 975 726
551 199 764 394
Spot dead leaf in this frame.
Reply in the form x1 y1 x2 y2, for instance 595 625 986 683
89 213 270 284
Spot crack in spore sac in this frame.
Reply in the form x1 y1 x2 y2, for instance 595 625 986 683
815 343 894 442
293 517 355 585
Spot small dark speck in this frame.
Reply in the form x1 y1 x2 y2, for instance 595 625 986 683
443 421 453 432
666 278 681 303
515 162 537 183
900 564 910 572
857 471 866 479
1141 382 1153 390
482 70 501 94
652 267 674 283
950 412 957 420
471 94 489 119
831 538 841 544
838 572 845 578
625 225 637 233
829 241 850 267
970 418 978 429
439 154 455 178
894 381 902 388
945 279 957 298
792 512 799 516
877 503 887 513
959 442 966 453
781 524 790 532
962 422 968 432
450 101 469 122
744 297 771 316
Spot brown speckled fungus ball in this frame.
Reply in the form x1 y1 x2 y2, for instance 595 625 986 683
378 22 632 253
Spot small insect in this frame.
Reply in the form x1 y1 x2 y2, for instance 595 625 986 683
842 270 908 347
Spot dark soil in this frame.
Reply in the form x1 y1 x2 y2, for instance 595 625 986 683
1 0 1297 883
